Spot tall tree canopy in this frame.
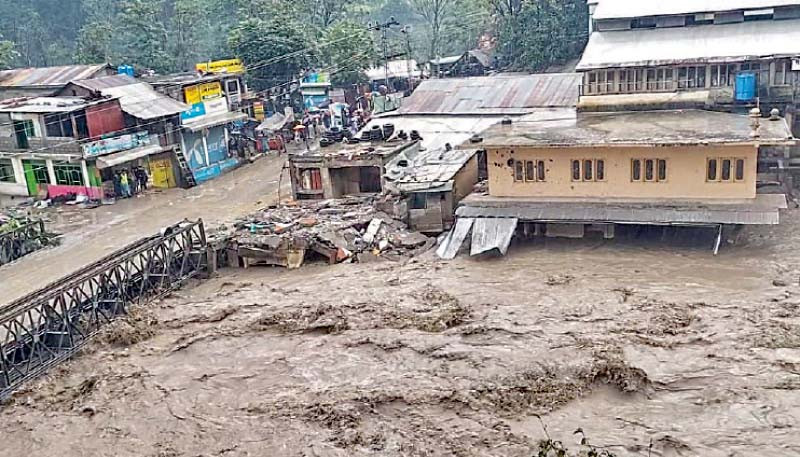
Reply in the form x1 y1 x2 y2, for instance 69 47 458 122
0 0 589 77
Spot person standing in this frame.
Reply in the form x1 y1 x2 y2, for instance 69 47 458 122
120 170 131 198
137 167 149 191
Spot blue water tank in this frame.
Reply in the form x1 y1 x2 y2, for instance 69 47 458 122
735 73 757 102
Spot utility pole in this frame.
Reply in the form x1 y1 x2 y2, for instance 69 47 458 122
401 26 414 84
371 18 401 90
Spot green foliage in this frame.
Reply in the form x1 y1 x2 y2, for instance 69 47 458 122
117 0 174 72
75 21 114 64
320 20 376 86
495 0 589 71
0 40 17 69
228 16 310 90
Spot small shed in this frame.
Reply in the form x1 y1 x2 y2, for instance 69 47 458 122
384 146 479 233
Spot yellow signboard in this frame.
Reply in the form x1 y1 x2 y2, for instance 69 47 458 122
195 59 245 75
253 101 265 121
184 81 222 105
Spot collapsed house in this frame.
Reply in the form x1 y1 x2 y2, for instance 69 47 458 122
217 196 433 270
439 109 796 258
288 138 420 201
384 146 480 233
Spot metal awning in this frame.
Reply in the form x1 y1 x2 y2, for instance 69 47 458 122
95 144 164 169
183 111 247 132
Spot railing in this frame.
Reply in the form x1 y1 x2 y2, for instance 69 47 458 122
0 220 207 398
0 219 48 267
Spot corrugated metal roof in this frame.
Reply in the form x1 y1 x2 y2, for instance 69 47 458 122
71 75 189 120
399 74 581 115
385 147 478 193
594 0 800 20
480 109 795 148
0 96 93 113
578 18 800 70
71 74 139 91
101 83 189 120
456 193 787 225
0 64 108 88
470 218 518 256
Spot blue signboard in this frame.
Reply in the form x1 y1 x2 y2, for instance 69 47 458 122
206 125 228 164
181 103 207 122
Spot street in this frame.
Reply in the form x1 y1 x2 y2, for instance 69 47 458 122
0 154 288 306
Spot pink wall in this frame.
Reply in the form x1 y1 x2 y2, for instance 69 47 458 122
46 184 103 200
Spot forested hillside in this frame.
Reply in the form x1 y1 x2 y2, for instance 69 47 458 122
0 0 588 84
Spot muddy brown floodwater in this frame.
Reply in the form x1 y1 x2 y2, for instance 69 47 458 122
3 210 800 456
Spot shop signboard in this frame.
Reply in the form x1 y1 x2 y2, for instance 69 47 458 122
184 81 223 105
195 59 245 75
83 131 150 158
180 103 206 122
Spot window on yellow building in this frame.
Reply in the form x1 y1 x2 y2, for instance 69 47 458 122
632 159 642 181
514 160 524 181
735 159 745 181
707 159 718 180
596 160 605 181
644 159 655 181
537 160 546 181
572 160 581 180
721 159 732 181
583 159 593 180
525 161 535 182
657 159 667 181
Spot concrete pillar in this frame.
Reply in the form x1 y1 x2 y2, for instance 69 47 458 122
11 158 25 183
80 160 91 187
320 167 334 199
202 135 210 165
46 160 57 185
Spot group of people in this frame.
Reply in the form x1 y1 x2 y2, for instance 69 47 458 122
112 167 149 199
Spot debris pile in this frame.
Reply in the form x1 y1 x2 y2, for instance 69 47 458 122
224 196 434 269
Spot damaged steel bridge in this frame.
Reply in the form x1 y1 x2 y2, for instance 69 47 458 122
0 219 49 267
0 220 207 399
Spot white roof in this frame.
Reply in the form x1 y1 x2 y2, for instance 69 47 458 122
366 60 422 81
578 18 800 70
594 0 800 20
100 83 189 120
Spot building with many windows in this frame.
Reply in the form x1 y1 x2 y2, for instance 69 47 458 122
438 109 795 257
578 0 800 129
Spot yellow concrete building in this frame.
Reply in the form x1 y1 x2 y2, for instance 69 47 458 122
438 109 795 258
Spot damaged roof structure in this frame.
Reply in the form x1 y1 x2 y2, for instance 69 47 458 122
480 109 795 148
364 73 581 150
64 74 189 120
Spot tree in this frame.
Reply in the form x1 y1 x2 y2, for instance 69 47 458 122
0 39 17 69
408 0 458 61
75 22 114 64
320 20 377 86
494 0 589 71
228 16 311 90
117 0 174 73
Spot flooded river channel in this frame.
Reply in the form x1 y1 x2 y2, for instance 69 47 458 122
2 210 800 456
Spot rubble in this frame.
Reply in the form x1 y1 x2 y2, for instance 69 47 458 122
221 196 434 269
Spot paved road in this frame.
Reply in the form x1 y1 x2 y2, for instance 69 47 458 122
0 155 288 306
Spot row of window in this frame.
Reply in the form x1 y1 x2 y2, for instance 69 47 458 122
513 160 547 182
707 158 746 182
0 159 84 186
511 158 747 184
583 60 793 95
631 159 668 182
